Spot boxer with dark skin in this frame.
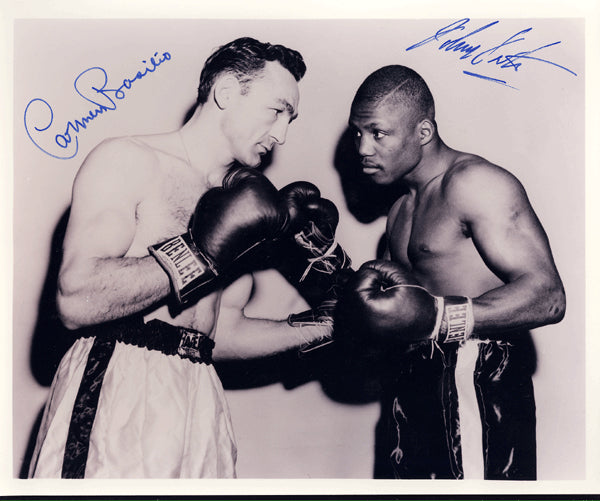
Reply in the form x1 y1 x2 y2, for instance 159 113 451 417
342 65 565 479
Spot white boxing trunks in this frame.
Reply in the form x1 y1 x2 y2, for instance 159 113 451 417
28 317 237 478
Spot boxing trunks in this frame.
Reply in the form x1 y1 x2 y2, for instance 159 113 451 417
378 336 536 480
28 316 237 478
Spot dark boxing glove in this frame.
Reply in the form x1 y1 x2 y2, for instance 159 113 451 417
337 259 474 345
149 168 287 305
278 181 354 353
279 181 351 289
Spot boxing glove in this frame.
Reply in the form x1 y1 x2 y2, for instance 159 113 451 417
149 168 287 305
279 181 352 289
287 271 356 355
337 260 474 345
278 181 354 354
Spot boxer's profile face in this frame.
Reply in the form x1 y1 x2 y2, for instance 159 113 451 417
223 61 299 168
349 99 422 185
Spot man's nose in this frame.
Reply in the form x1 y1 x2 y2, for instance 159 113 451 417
270 119 289 145
357 136 373 157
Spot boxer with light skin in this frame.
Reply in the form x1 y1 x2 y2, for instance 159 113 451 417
338 65 565 480
28 37 335 479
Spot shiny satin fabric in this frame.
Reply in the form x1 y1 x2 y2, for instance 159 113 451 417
378 337 536 480
29 331 237 478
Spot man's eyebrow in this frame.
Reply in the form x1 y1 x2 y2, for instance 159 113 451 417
348 118 379 129
277 98 298 120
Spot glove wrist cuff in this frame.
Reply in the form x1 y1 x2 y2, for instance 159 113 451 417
287 310 334 356
430 296 445 340
287 300 336 327
149 232 217 305
434 296 474 343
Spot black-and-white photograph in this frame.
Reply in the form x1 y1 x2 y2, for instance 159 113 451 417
3 0 599 497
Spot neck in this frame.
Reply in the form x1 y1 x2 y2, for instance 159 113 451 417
178 105 236 187
403 137 456 191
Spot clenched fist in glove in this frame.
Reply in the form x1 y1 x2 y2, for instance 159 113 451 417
149 168 287 305
279 181 352 286
278 181 354 353
336 259 474 346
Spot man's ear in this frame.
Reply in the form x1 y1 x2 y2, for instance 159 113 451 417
213 74 241 110
418 118 435 146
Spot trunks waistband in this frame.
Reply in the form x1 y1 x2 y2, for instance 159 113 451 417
79 316 215 365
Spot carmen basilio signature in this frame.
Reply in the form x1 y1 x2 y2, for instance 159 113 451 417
24 51 172 160
406 19 577 89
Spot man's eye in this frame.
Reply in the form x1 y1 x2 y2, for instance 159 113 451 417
373 131 386 140
354 130 362 138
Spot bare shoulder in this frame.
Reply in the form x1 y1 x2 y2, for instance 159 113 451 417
444 153 522 188
69 134 184 214
442 153 528 212
74 135 161 188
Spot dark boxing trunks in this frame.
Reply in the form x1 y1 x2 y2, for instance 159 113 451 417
377 337 537 480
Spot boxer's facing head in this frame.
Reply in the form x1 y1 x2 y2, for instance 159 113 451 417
351 65 435 127
196 37 306 106
349 65 437 184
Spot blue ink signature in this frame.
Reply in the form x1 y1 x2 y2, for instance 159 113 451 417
24 51 172 159
406 19 577 89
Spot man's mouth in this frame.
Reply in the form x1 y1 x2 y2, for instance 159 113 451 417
361 161 381 174
258 144 272 155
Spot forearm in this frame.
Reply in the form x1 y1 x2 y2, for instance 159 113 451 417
471 273 566 336
57 255 171 329
212 313 331 361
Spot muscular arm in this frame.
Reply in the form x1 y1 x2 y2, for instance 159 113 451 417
447 161 566 336
57 138 171 329
212 274 331 361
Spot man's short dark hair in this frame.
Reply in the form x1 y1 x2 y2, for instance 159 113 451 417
197 37 306 105
352 65 435 122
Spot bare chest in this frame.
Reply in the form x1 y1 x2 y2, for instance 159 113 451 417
128 168 206 256
388 192 468 269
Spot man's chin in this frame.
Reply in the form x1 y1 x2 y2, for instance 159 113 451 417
239 155 262 169
362 169 386 184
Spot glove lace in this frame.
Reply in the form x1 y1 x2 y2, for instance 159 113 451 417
299 240 341 281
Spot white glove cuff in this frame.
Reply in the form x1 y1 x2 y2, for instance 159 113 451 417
437 296 474 343
430 295 445 341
